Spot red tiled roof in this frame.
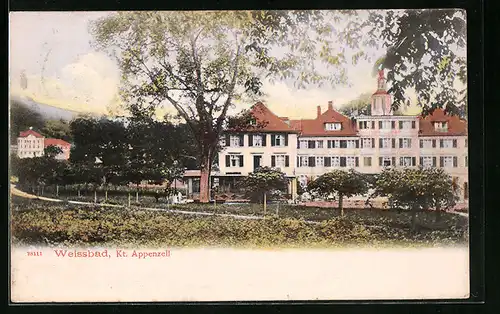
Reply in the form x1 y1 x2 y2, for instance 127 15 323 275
246 102 297 133
290 105 358 137
44 138 71 147
418 108 467 136
19 130 43 138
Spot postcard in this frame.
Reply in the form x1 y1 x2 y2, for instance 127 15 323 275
9 9 469 302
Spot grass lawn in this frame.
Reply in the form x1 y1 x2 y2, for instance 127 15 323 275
10 196 468 248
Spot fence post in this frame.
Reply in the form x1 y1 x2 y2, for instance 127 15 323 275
263 192 267 216
56 185 59 197
94 190 97 203
128 193 131 207
105 190 108 202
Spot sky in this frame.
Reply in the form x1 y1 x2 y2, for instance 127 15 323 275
9 11 425 119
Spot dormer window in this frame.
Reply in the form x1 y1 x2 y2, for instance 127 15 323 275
434 121 448 132
249 119 256 126
325 123 342 131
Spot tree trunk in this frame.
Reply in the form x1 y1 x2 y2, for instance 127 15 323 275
263 192 267 216
56 185 59 197
128 193 131 207
94 190 97 203
78 189 81 197
136 184 139 203
338 193 344 217
105 189 108 202
199 159 211 203
41 186 44 196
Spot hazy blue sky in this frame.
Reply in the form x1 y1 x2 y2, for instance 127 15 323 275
9 11 402 119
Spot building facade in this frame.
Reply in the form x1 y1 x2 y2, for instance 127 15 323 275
217 70 468 202
17 128 71 160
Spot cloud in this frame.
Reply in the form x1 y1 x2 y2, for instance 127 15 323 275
10 52 121 115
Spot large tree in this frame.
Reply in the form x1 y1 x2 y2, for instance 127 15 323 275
240 166 289 213
90 11 352 202
340 9 467 116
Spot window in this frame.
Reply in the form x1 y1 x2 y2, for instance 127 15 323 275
440 139 454 148
327 140 340 148
399 121 412 129
253 135 263 147
361 138 373 148
331 156 340 167
420 139 434 148
363 157 372 167
299 140 308 149
230 135 241 147
380 156 395 167
316 140 324 148
346 156 356 167
299 156 309 167
346 140 357 148
434 122 448 132
274 134 285 147
379 121 392 129
325 123 342 131
399 138 412 148
316 156 324 167
227 155 243 167
421 156 434 168
380 138 392 149
274 155 287 168
399 156 415 167
440 156 455 168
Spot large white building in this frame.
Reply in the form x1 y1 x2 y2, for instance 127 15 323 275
16 128 71 160
186 70 468 202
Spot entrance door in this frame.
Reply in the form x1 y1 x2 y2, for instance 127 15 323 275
253 155 262 170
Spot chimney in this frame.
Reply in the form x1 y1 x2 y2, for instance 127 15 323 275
328 101 334 111
317 106 321 118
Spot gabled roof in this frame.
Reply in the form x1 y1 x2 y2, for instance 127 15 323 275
290 105 358 137
45 138 71 147
19 129 43 138
235 102 297 133
418 108 467 136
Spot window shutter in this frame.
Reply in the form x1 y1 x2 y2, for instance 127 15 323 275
297 141 300 149
391 121 396 129
453 156 458 167
297 156 300 167
309 156 315 167
440 156 444 167
327 140 332 149
440 139 444 148
408 139 412 148
355 140 359 148
285 155 289 167
399 138 403 148
420 140 423 148
433 157 437 167
239 155 244 167
239 134 244 146
399 121 403 129
412 157 416 166
225 155 230 167
420 157 423 166
271 155 276 167
432 140 436 148
378 121 382 129
360 140 363 148
324 157 331 167
400 157 403 166
392 157 396 166
453 139 457 148
225 134 230 147
355 157 359 167
340 157 346 167
412 121 416 129
248 134 253 147
379 157 383 166
372 121 375 129
359 121 363 129
379 138 383 148
284 134 289 146
262 134 267 146
311 141 316 149
271 135 276 146
392 138 396 148
372 138 375 148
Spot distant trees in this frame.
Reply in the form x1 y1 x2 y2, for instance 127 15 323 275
41 119 73 142
10 100 45 144
307 169 369 216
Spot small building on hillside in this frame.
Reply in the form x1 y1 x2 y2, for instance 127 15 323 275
44 138 71 160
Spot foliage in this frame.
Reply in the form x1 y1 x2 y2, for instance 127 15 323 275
44 145 63 159
10 99 45 144
342 9 466 116
10 200 468 248
240 167 289 203
307 169 369 214
90 10 354 202
41 119 73 142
